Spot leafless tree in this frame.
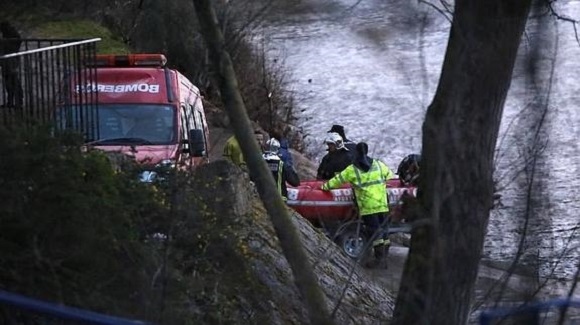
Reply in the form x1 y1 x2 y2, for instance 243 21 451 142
191 1 334 324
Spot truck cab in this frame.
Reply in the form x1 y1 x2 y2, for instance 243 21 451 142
58 54 210 173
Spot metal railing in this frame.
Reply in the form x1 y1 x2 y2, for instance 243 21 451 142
0 290 151 325
479 298 580 325
0 38 100 139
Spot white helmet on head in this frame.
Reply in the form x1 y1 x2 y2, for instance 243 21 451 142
266 138 281 154
263 151 281 161
324 132 345 150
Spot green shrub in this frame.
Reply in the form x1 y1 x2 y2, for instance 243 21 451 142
0 125 168 319
0 125 283 323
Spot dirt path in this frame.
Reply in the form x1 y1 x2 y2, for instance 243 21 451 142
363 244 579 320
364 245 542 295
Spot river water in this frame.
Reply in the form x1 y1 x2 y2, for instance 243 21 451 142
257 0 580 282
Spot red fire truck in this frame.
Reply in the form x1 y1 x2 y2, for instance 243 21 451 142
59 54 210 177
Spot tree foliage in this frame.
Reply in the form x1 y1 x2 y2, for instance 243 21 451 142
0 125 169 318
0 126 279 323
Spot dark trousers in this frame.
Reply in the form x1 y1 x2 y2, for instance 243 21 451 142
1 60 23 108
362 212 389 247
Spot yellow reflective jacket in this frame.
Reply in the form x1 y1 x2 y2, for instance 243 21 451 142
322 160 394 216
223 136 245 168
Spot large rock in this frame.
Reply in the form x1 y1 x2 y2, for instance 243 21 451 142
291 148 318 179
182 160 394 324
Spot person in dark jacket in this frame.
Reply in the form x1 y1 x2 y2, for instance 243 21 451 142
223 131 266 169
397 154 421 185
264 138 300 200
269 131 294 169
316 132 353 180
0 21 23 108
328 124 356 152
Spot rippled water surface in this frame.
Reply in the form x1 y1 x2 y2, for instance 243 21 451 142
259 0 580 279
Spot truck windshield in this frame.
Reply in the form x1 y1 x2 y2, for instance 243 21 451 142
58 104 176 145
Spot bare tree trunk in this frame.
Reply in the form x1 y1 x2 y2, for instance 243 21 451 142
392 1 532 324
191 1 334 325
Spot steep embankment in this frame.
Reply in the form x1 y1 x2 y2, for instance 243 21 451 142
183 160 395 324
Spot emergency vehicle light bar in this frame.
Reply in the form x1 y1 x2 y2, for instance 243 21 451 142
87 54 167 67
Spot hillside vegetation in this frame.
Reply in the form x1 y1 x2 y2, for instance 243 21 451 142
0 1 385 324
0 124 394 324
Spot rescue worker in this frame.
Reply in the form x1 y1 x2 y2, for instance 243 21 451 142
327 124 357 152
223 131 266 169
278 138 294 168
255 131 266 152
269 130 294 169
321 142 394 268
223 135 245 168
316 132 352 180
264 138 300 200
397 154 421 186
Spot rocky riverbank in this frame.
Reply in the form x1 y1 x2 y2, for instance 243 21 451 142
208 128 580 324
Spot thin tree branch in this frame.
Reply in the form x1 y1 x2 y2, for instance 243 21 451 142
418 0 452 24
547 0 580 46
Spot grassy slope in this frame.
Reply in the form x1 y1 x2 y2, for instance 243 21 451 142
32 20 130 54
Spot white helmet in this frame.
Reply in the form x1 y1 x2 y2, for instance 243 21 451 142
266 138 281 154
263 152 281 161
325 132 345 150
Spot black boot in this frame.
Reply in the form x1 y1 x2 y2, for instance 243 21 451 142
379 244 390 269
364 245 384 268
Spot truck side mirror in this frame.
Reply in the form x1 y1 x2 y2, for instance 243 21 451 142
188 129 206 157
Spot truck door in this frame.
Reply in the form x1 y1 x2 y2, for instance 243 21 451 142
179 104 195 169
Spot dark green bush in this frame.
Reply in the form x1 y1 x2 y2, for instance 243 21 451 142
0 126 284 324
0 125 170 319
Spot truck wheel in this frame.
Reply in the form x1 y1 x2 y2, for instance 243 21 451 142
334 222 368 259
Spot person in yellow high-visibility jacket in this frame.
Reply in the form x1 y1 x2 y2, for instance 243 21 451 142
223 131 266 169
223 135 245 168
322 142 394 268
